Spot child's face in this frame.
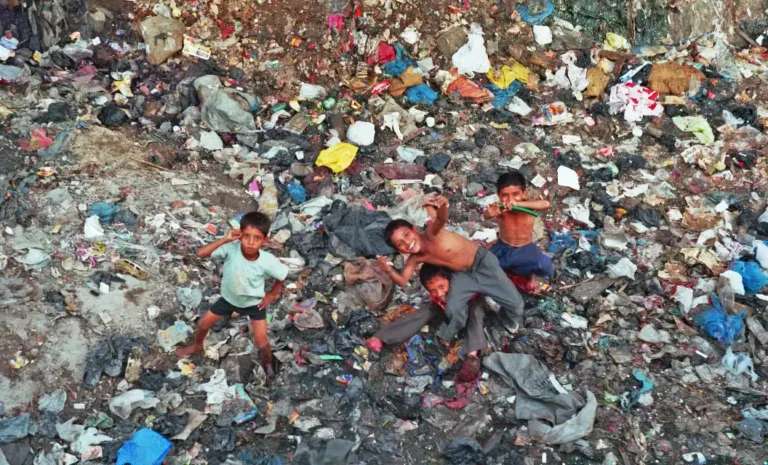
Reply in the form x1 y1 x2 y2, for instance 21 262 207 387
390 226 422 254
240 225 266 256
425 276 450 305
499 185 525 204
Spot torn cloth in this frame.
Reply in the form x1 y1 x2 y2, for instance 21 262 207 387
343 258 394 311
483 352 596 444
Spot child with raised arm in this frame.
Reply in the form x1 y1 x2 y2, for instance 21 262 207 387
484 171 553 289
377 195 525 341
176 212 288 382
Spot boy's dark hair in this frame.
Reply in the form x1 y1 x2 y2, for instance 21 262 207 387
240 212 271 237
497 171 527 192
419 264 453 287
384 219 414 247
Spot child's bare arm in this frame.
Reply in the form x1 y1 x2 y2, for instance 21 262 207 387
197 229 241 258
425 195 449 237
377 255 418 287
508 199 551 210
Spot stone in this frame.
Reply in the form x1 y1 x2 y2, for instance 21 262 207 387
199 131 224 151
465 182 483 197
140 17 186 65
426 153 451 173
436 26 467 58
571 278 616 304
479 144 500 158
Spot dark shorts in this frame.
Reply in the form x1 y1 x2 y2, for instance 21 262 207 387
489 241 554 278
210 297 266 321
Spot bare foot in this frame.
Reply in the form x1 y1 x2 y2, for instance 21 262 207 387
175 344 202 358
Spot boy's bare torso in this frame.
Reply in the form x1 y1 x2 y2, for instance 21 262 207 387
413 229 478 271
498 211 535 247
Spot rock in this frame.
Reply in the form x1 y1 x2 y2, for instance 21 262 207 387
140 17 186 65
220 355 254 385
638 325 671 344
479 145 500 158
436 26 467 58
465 182 483 197
571 278 616 304
426 153 451 173
291 163 314 177
199 131 224 151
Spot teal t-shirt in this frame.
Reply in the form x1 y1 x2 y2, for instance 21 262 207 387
211 242 289 308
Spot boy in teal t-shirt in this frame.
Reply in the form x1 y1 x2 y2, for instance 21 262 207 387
176 212 288 381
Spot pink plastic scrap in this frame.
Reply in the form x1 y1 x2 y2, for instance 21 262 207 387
328 14 344 33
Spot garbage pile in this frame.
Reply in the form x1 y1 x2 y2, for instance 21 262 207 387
1 0 768 463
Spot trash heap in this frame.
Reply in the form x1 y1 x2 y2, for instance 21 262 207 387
1 0 768 463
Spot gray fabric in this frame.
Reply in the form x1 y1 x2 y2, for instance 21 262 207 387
483 353 596 444
375 300 488 354
437 248 524 340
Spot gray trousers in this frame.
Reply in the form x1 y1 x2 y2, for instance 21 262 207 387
436 247 524 340
374 299 489 355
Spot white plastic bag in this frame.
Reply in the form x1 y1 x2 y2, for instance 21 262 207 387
451 24 490 75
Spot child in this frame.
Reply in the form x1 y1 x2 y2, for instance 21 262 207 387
484 171 553 288
377 195 524 341
366 264 490 360
176 212 289 381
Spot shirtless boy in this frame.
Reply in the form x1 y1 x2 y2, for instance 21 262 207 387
378 195 525 340
484 171 553 287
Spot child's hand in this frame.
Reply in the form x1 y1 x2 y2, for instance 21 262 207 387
224 229 242 242
503 200 518 209
486 203 502 218
425 195 448 210
258 289 279 309
376 255 391 271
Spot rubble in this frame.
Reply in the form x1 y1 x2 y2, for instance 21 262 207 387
0 0 767 463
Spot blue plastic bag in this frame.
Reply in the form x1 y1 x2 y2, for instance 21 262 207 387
88 202 120 224
731 261 767 294
486 81 522 109
286 182 307 203
406 84 438 105
116 428 172 465
382 43 415 77
694 295 746 346
516 0 554 25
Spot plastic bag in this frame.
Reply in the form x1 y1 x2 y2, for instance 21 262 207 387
406 84 438 104
286 182 307 203
452 24 491 75
116 428 172 465
608 82 663 122
721 347 759 382
731 261 767 294
673 116 715 145
694 295 746 346
83 335 149 389
89 202 120 224
109 390 159 420
446 75 494 103
316 142 358 173
516 0 554 25
487 63 530 88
